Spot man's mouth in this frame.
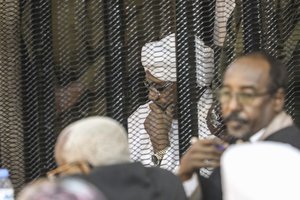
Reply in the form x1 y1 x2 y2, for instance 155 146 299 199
223 114 248 125
227 120 244 129
225 116 248 133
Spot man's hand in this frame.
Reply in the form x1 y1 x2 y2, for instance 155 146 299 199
55 82 85 113
144 103 175 153
178 138 226 181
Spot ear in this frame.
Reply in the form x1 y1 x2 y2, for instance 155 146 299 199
273 88 285 112
54 130 70 165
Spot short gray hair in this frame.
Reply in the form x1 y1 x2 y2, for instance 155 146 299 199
55 116 130 167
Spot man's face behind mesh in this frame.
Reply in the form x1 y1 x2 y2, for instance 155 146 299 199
145 70 177 112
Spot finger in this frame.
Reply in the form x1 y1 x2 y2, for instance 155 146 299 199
149 133 170 140
151 141 170 148
147 110 173 129
145 114 166 131
189 143 223 159
191 139 223 152
190 137 198 144
186 144 221 159
188 150 221 162
144 117 150 129
197 139 220 146
151 142 170 150
165 103 176 116
147 112 165 123
190 158 220 166
211 137 229 146
149 103 164 114
148 88 160 100
210 139 229 152
183 155 220 169
214 143 227 152
200 146 223 157
200 160 220 168
146 119 171 130
195 139 227 152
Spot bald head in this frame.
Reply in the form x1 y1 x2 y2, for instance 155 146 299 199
55 116 130 167
227 52 287 93
225 55 271 92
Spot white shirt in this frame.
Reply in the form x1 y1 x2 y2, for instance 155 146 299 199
128 102 180 171
249 129 265 143
128 90 213 172
128 91 214 197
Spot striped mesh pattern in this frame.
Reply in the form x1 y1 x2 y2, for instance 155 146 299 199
0 0 298 192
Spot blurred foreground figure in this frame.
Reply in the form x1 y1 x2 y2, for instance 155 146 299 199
179 52 300 200
52 116 187 200
222 142 300 200
17 177 107 200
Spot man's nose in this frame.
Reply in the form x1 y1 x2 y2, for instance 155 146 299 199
226 94 242 112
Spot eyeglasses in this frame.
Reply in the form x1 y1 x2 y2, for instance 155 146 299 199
144 81 173 93
216 88 270 105
47 161 91 179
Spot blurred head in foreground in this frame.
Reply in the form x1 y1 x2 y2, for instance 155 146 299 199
222 142 300 200
17 177 107 200
51 116 130 177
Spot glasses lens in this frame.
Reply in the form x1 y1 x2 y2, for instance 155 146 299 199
217 89 262 105
237 93 255 104
145 81 172 92
217 89 231 103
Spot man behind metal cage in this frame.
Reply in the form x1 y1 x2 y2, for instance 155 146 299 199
128 33 215 174
178 51 300 200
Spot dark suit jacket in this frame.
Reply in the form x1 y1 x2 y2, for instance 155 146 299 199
200 125 300 200
81 162 187 200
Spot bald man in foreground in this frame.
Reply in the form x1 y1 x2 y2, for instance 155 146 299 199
179 52 300 200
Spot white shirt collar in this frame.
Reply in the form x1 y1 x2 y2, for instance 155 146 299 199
249 112 293 142
249 128 265 143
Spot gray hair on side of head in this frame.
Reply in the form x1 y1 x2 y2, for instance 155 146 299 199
58 116 130 167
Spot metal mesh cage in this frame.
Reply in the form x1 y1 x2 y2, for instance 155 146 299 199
0 0 299 192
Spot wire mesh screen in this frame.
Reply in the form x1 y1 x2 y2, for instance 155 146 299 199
0 0 299 192
0 0 25 192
